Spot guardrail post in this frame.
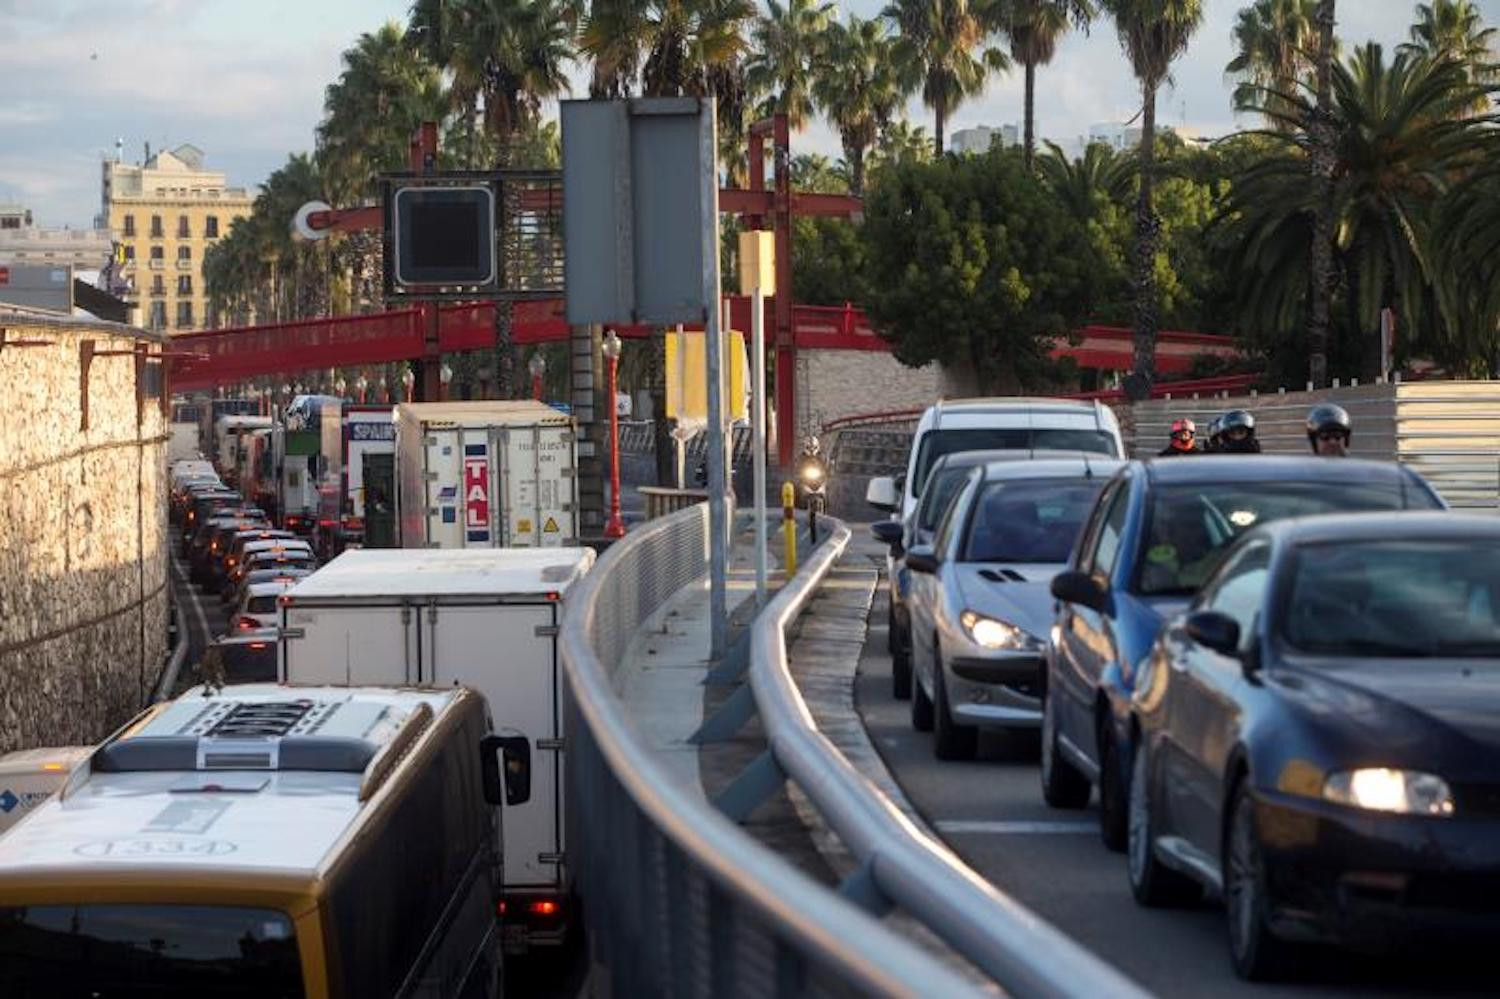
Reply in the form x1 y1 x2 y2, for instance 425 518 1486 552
837 860 894 917
781 481 797 574
712 749 786 821
688 682 758 743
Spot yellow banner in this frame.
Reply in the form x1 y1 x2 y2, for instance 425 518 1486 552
665 329 749 423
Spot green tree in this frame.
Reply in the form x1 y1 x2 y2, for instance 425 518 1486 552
1402 0 1498 110
869 117 936 172
997 0 1097 169
1306 0 1337 386
1225 0 1322 129
1223 44 1493 380
1038 139 1135 221
860 148 1108 392
814 15 905 195
883 0 1010 156
746 0 833 129
1098 0 1204 388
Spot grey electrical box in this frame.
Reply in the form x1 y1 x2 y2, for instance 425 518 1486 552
561 97 712 326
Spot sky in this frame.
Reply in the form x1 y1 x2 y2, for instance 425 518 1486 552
4 0 1498 229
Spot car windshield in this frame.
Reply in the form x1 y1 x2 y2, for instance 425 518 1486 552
918 466 976 533
963 478 1107 563
1283 539 1500 657
1139 480 1435 596
913 427 1116 495
0 904 303 998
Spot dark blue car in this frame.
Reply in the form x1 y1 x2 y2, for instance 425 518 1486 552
1039 456 1445 850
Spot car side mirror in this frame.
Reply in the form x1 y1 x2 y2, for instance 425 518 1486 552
866 476 899 512
1050 570 1109 613
905 544 939 575
870 520 903 551
481 733 531 806
1183 610 1240 658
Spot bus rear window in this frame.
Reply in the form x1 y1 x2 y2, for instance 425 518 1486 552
0 904 304 998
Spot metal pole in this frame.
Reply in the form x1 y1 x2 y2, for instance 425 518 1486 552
752 286 768 605
605 341 626 539
700 98 729 660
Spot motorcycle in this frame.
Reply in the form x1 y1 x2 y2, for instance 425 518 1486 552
795 446 830 543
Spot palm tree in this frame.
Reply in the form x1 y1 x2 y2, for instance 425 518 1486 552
997 0 1096 169
1098 0 1204 388
1306 0 1336 387
746 0 833 128
813 16 904 195
1038 139 1136 220
1402 0 1498 110
883 0 1010 156
1224 45 1493 378
870 117 936 170
1225 0 1321 129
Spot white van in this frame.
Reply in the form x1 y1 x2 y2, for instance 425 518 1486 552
866 398 1124 522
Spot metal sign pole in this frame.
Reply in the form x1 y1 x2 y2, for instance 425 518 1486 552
752 286 768 605
701 100 729 661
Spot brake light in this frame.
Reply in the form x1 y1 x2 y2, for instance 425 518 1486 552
529 900 560 916
236 617 256 630
249 642 269 650
496 900 507 917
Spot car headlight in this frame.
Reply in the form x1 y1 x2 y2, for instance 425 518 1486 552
960 611 1039 651
1322 768 1455 817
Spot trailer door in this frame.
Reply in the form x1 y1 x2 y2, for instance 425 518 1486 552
424 601 561 890
497 424 576 548
424 425 464 548
280 603 419 685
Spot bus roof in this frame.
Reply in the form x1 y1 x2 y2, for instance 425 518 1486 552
0 685 462 883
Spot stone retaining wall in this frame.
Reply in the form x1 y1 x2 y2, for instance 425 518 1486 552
0 311 168 752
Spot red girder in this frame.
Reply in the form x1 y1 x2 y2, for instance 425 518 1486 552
167 299 1239 391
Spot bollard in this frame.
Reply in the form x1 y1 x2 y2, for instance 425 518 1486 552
782 481 797 575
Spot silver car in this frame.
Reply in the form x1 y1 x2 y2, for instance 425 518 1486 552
904 456 1122 759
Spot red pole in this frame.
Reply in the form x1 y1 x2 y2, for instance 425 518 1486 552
532 373 544 401
604 350 625 539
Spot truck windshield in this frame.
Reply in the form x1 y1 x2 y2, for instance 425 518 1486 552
913 428 1117 495
0 904 304 998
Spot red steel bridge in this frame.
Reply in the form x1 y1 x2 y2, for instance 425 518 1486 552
167 297 1241 392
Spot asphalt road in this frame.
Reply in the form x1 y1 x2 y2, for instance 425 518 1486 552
852 547 1494 997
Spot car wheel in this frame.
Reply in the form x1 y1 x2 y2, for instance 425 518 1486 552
886 592 897 653
1040 688 1090 809
891 614 913 701
911 663 934 732
1225 781 1303 981
1097 724 1128 853
932 650 977 761
1127 738 1200 906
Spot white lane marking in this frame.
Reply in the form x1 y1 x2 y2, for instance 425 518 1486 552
171 552 212 649
936 820 1096 835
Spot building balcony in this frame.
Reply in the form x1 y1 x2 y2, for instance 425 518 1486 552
175 259 192 271
148 259 164 270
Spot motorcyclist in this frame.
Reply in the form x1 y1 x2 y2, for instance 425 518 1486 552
1203 416 1224 453
1217 410 1261 454
1306 402 1352 457
795 436 829 497
1158 419 1200 457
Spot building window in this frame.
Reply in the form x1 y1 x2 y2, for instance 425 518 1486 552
177 215 190 238
150 245 163 261
148 301 166 330
177 301 194 327
149 215 163 238
151 275 165 296
123 215 136 237
177 275 193 295
177 245 191 261
205 216 219 238
124 244 135 260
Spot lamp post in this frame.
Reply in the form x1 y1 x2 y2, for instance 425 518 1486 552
602 330 625 539
528 352 546 402
400 367 415 403
355 374 368 404
440 362 454 401
334 376 347 400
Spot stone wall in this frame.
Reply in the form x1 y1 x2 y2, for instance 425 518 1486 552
0 310 168 753
794 349 943 439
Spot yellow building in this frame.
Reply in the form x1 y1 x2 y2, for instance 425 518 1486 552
101 144 252 332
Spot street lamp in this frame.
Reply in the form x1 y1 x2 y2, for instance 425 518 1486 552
355 374 368 404
334 375 347 400
602 330 625 539
528 352 547 402
440 362 454 401
400 367 415 403
377 377 388 403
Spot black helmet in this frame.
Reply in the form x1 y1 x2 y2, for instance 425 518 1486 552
1218 410 1260 454
1221 409 1255 433
1306 403 1351 449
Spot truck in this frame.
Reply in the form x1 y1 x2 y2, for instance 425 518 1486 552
213 414 272 486
279 394 344 542
168 400 203 463
395 401 579 550
342 404 397 549
278 545 596 951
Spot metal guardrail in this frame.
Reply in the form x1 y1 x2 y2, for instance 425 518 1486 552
703 518 1148 998
559 504 981 996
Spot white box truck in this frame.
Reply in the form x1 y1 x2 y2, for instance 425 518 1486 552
278 546 595 951
395 401 578 550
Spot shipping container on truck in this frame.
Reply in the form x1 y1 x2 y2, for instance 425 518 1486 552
278 546 595 951
395 401 578 550
214 415 272 484
342 405 397 548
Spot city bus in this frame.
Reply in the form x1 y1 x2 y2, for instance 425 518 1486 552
0 684 531 998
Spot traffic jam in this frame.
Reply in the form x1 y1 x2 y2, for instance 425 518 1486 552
868 399 1499 981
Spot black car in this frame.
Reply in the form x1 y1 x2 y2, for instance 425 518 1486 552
1044 457 1445 851
1128 513 1500 980
200 631 279 684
